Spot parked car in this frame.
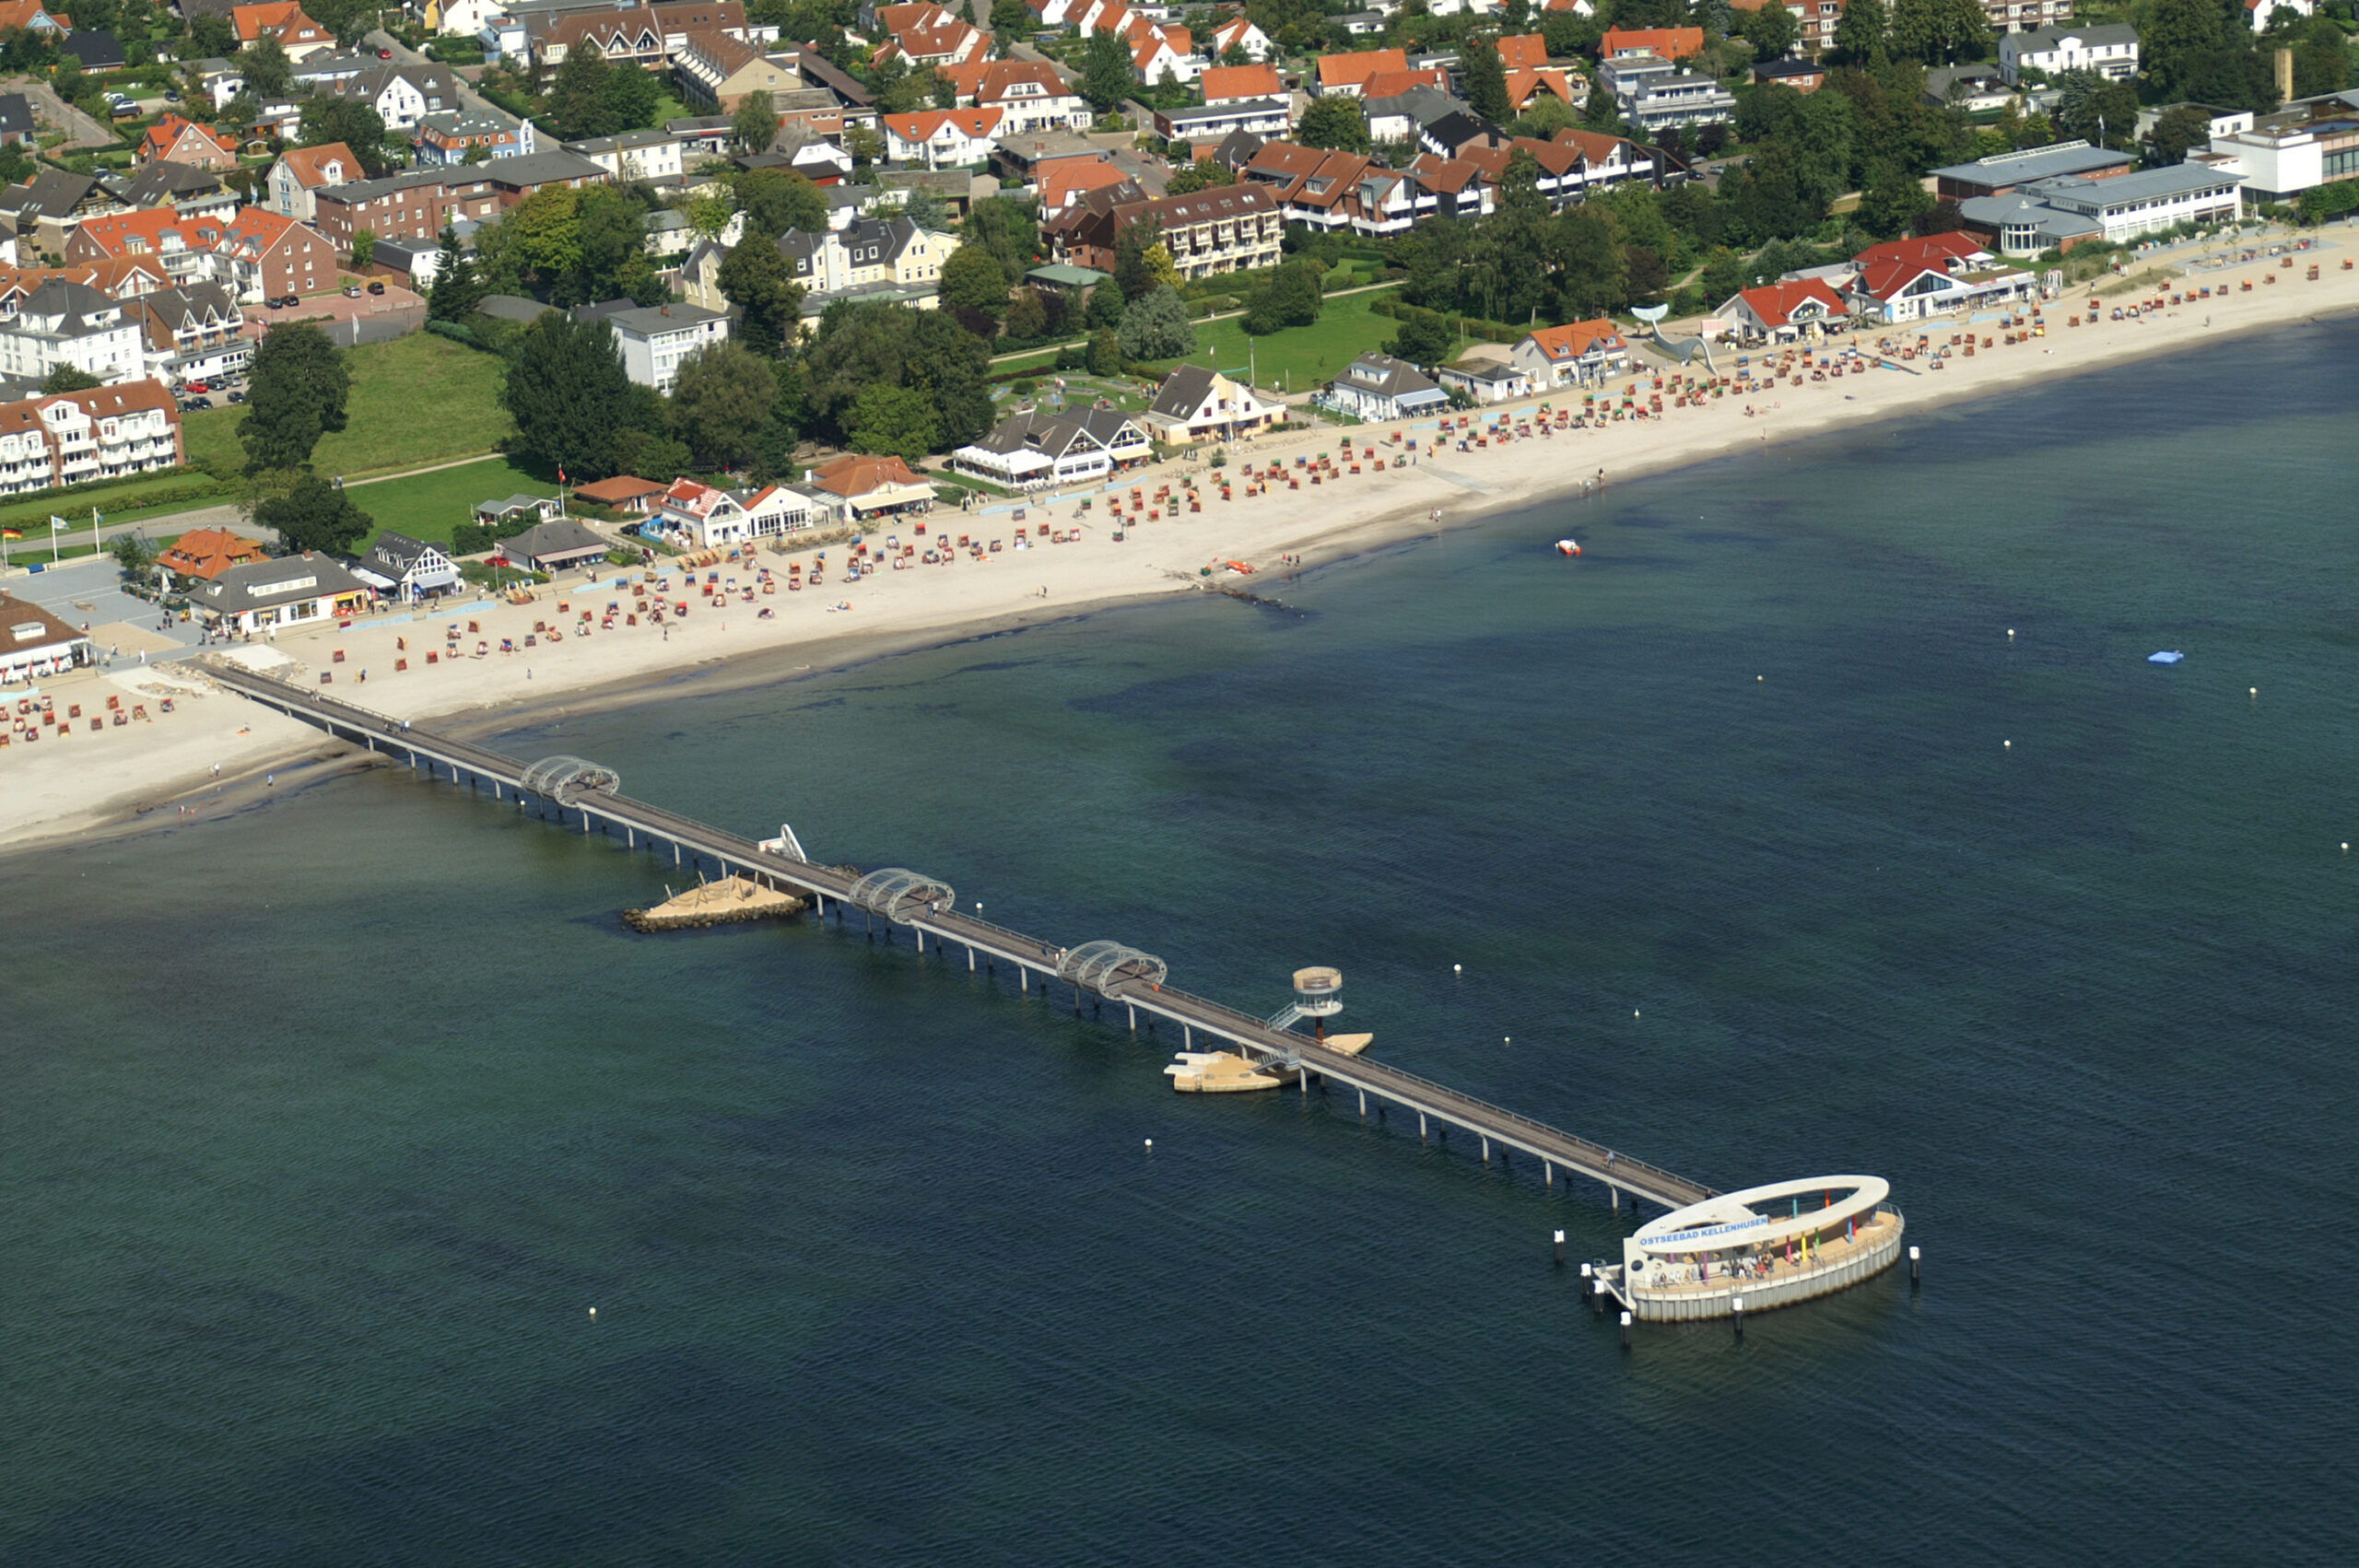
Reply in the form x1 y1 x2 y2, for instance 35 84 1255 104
186 380 210 393
366 280 386 295
163 89 181 102
343 282 361 297
227 391 246 404
377 46 393 57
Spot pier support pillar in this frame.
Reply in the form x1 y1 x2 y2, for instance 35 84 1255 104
1482 1136 1489 1164
1545 1161 1554 1188
1020 968 1028 993
1127 1004 1135 1032
1611 1185 1619 1212
1357 1089 1366 1118
1182 1024 1189 1048
675 843 682 866
492 781 499 800
968 947 977 972
1419 1113 1427 1141
627 827 634 849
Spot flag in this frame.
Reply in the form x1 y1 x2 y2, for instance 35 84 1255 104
1 528 20 539
49 515 65 532
557 466 567 485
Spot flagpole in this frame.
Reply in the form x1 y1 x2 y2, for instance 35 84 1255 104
52 514 63 563
92 506 100 560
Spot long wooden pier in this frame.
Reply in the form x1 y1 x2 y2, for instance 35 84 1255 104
210 663 1717 1215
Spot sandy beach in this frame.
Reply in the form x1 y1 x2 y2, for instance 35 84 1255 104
6 229 2354 852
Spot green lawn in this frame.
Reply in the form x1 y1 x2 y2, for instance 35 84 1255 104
1147 291 1457 394
182 333 517 482
345 456 558 548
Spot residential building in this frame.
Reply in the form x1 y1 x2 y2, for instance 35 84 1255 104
1959 163 2242 253
415 108 535 165
2241 0 2315 29
869 2 987 70
194 552 374 632
70 205 345 306
0 589 89 683
316 62 467 131
0 380 183 497
574 298 730 392
2190 99 2359 205
1753 57 1827 92
128 283 252 384
572 474 667 513
774 215 957 300
156 526 271 586
137 113 240 171
1036 156 1135 217
1728 0 1848 58
1505 68 1582 113
565 127 687 182
1206 15 1273 61
267 141 365 221
1979 0 2075 34
1711 277 1847 339
366 236 441 290
118 160 242 224
1511 317 1630 386
882 108 1004 170
1599 25 1705 60
1314 48 1410 97
951 404 1151 488
1495 32 1548 70
940 59 1090 133
532 6 664 71
312 169 492 249
674 29 802 111
1322 352 1447 420
1200 63 1284 106
1998 24 2139 87
232 1 336 59
478 149 613 203
1045 182 1282 279
1143 364 1279 444
1602 52 1735 131
1154 99 1292 145
804 453 933 521
0 279 148 387
0 91 35 146
1844 230 2035 320
346 530 463 599
1924 65 2014 112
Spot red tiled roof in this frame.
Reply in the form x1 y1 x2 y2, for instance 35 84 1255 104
1316 47 1407 88
1600 25 1705 60
1521 317 1625 359
1495 33 1548 70
1731 278 1845 327
1200 63 1280 100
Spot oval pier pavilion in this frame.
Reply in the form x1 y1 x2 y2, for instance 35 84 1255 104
205 663 1905 1327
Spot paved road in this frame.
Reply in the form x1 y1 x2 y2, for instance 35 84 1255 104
3 555 205 654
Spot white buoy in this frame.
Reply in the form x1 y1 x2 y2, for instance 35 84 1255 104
589 1307 597 1320
1453 963 1461 973
2007 628 2014 638
1504 1036 1510 1044
2250 687 2258 697
1756 674 1763 682
1144 1138 1153 1151
2343 843 2350 853
1633 1010 1640 1018
2004 740 2012 749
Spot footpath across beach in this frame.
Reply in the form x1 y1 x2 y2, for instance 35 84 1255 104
4 231 2356 853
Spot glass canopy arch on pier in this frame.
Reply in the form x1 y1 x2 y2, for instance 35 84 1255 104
520 755 620 805
847 868 957 924
1056 941 1168 994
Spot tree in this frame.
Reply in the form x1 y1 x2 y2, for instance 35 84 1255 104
1384 310 1453 365
110 531 156 580
428 228 485 322
1297 94 1370 152
349 228 375 270
40 364 101 393
238 36 291 100
1740 0 1801 59
1830 0 1887 64
501 312 637 480
604 64 663 132
298 97 392 176
961 193 1040 284
544 48 619 140
717 239 804 355
667 342 779 467
1461 36 1510 123
190 14 236 57
239 322 350 474
1111 215 1166 300
255 474 374 556
2139 0 2224 101
476 184 583 292
905 309 993 447
1079 25 1134 113
1888 0 1988 64
732 167 829 239
1086 280 1127 331
2058 72 2140 151
1858 159 1932 235
1086 326 1121 375
1166 158 1238 196
2293 19 2351 98
1117 283 1195 360
2146 103 2214 169
733 88 779 151
1004 287 1049 340
940 240 1013 326
1243 257 1322 334
845 383 938 462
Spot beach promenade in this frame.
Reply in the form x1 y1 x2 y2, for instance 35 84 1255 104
5 228 2355 851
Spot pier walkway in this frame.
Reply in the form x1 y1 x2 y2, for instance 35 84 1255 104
210 663 1717 1214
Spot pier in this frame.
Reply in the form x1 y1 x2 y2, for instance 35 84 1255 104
209 664 1732 1219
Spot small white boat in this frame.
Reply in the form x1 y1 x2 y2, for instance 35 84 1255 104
1556 540 1581 556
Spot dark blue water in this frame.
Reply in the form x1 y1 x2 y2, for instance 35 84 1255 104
6 320 2354 1564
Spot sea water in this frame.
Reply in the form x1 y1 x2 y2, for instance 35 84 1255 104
5 320 2354 1563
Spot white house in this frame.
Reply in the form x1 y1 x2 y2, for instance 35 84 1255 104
1143 364 1282 444
2242 0 2315 31
881 108 1004 170
0 590 90 684
1509 317 1631 386
347 530 462 600
952 404 1152 488
1206 16 1274 61
574 300 731 393
1321 352 1448 420
1998 24 2140 88
0 381 182 496
565 129 685 183
193 554 374 633
651 478 822 547
1845 232 2036 322
2191 112 2358 205
1709 277 1847 341
0 279 147 387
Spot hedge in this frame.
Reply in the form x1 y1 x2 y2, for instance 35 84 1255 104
2296 178 2359 224
0 470 231 533
1368 298 1531 345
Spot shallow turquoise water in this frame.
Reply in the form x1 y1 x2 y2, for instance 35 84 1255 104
4 320 2354 1563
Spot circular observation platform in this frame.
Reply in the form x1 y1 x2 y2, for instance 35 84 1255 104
1609 1176 1906 1322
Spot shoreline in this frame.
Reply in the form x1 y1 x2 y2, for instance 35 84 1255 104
6 232 2355 856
